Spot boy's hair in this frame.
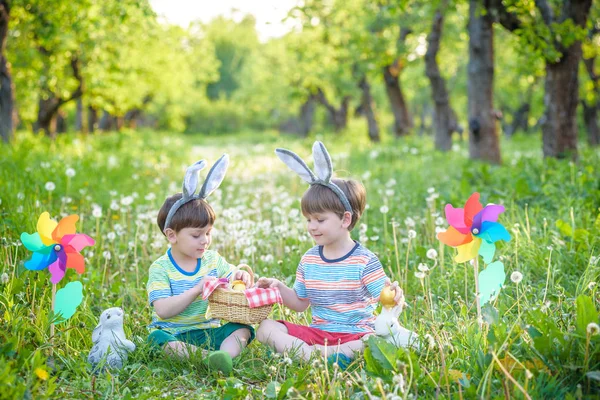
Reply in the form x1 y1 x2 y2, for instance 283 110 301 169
157 193 216 234
301 178 366 231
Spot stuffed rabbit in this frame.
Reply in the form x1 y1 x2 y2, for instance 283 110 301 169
374 304 420 349
88 307 136 369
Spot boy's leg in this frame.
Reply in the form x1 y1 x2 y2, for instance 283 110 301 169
256 319 316 361
314 334 373 358
209 323 255 358
148 330 206 359
220 328 252 358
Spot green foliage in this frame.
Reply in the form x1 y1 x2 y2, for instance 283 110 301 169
0 130 599 398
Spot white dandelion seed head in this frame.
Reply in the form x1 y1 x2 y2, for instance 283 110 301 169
587 322 600 336
418 263 429 272
408 230 417 239
65 168 76 177
510 271 523 284
426 249 438 259
45 182 56 192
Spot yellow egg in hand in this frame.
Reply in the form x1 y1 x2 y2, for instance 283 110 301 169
232 280 246 291
380 286 396 308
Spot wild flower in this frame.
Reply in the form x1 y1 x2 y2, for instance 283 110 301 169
65 168 76 177
426 249 438 259
587 323 600 336
45 182 56 191
511 271 523 284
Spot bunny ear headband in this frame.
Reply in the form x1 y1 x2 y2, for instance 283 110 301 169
275 141 352 215
164 154 230 231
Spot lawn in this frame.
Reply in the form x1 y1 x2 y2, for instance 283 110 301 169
0 129 599 399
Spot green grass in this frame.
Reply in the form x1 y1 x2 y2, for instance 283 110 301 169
0 129 599 399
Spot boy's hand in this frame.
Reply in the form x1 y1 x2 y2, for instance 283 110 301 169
195 275 216 295
233 265 253 287
384 278 405 307
256 277 281 289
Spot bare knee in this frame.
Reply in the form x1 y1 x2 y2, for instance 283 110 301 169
257 319 286 343
231 328 251 342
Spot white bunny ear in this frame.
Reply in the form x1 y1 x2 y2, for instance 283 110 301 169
198 154 229 199
312 141 333 183
183 160 207 199
275 148 317 184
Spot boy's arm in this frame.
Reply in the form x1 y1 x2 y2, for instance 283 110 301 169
256 261 310 312
152 279 207 319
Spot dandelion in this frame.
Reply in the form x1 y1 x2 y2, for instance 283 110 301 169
92 207 102 218
404 217 415 228
511 271 523 284
588 282 597 290
418 263 429 272
45 182 56 191
587 323 600 336
145 193 156 201
415 271 425 280
426 249 438 259
107 232 116 241
408 230 417 239
65 168 76 177
34 367 49 380
427 187 435 194
380 205 389 214
121 196 134 206
1 273 9 284
102 250 112 260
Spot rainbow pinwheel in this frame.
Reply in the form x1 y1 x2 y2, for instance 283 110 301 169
437 193 511 264
21 212 95 284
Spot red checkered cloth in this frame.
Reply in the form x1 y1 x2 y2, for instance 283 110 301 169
202 278 282 308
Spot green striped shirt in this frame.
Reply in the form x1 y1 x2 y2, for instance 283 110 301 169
147 249 234 335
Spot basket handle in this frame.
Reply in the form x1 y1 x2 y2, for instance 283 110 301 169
233 264 254 287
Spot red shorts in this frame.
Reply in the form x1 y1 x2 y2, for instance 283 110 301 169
278 320 369 346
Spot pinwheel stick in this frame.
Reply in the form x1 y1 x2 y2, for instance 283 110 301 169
474 258 482 328
50 283 56 340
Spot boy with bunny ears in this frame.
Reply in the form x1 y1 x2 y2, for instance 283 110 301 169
256 142 404 368
146 155 254 375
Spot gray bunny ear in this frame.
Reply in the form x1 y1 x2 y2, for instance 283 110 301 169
183 160 207 198
275 148 317 184
312 141 333 183
198 154 229 199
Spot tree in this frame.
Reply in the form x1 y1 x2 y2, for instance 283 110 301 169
0 0 13 142
488 0 593 159
467 0 501 163
425 0 461 150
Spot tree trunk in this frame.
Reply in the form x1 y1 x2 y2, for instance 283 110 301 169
383 27 412 137
467 0 501 163
299 93 317 137
316 88 349 131
99 110 114 131
88 106 97 133
358 76 380 142
0 1 13 143
56 110 67 133
36 56 83 138
542 49 583 159
583 54 599 146
425 3 459 151
75 97 85 133
37 95 60 138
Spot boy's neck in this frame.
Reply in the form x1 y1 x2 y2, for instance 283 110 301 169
170 246 199 272
322 234 356 260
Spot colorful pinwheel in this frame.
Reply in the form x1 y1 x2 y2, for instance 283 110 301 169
437 192 511 264
21 212 95 284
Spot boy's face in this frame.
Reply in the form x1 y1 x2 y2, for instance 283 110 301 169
305 211 352 246
167 225 212 259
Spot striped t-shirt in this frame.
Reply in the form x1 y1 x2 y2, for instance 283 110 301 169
293 242 387 334
146 249 234 335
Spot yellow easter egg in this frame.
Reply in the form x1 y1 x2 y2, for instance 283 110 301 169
232 280 246 291
380 286 396 308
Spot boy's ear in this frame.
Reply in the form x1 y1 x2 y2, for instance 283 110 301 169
164 228 177 243
341 211 352 228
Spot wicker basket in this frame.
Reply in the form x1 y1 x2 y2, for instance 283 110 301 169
208 265 273 325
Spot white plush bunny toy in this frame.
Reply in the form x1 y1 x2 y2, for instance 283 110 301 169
88 307 136 369
374 303 420 349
